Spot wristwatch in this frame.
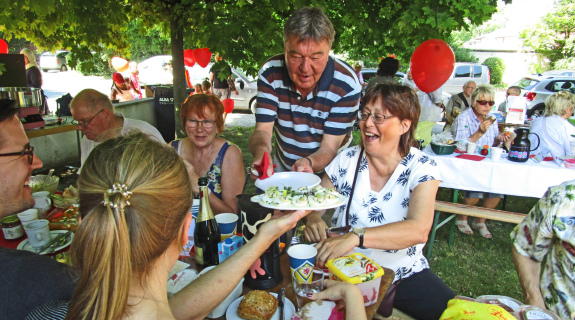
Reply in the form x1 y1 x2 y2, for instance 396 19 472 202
352 227 365 249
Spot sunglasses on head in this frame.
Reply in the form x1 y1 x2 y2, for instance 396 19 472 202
476 100 495 106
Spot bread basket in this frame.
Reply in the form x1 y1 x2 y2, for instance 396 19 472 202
430 142 456 155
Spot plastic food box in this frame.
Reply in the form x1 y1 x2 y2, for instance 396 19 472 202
325 253 384 306
517 305 561 320
476 295 523 316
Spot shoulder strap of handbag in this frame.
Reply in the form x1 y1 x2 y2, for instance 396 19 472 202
458 92 470 109
345 147 364 226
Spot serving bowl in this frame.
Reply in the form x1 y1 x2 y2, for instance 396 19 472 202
30 175 60 194
430 142 456 155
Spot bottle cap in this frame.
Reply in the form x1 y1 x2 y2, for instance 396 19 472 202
483 145 489 148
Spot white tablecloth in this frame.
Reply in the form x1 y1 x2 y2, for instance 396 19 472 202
424 146 575 198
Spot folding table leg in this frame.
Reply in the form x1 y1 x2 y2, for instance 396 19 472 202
426 211 441 258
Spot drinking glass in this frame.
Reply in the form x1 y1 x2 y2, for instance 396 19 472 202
293 267 325 310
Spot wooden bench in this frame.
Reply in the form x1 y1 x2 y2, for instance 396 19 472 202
426 201 526 257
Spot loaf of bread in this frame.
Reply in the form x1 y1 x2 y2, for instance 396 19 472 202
237 290 278 320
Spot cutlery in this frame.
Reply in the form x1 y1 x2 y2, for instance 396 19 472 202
278 286 285 320
40 169 55 190
36 231 71 254
45 232 72 254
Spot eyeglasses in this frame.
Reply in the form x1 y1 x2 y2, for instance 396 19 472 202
465 86 476 90
0 143 35 165
476 100 495 106
71 109 105 127
358 111 395 124
186 119 215 129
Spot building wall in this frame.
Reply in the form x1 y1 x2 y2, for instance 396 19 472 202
471 51 543 85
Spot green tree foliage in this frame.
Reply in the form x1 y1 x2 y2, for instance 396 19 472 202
1 0 498 137
521 0 575 69
453 48 479 63
483 57 505 84
125 20 171 62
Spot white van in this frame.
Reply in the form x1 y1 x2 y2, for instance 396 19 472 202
442 63 490 95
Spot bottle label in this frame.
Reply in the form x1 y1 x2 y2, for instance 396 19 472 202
195 247 204 266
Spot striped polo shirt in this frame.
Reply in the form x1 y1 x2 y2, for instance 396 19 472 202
256 54 361 169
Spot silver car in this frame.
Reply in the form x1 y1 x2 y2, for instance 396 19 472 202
138 55 258 112
513 75 575 117
39 50 69 72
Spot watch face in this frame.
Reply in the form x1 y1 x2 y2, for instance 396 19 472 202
354 227 365 235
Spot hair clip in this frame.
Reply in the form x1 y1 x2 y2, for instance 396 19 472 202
103 183 133 209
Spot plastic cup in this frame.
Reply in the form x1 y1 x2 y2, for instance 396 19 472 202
17 208 39 227
467 142 477 154
215 213 238 234
294 267 325 309
288 244 317 282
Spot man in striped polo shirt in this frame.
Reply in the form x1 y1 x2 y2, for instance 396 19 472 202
249 6 361 175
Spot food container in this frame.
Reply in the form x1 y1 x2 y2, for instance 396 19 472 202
476 295 523 315
517 305 561 320
200 265 244 318
30 175 60 194
1 215 24 240
430 142 457 155
326 253 384 306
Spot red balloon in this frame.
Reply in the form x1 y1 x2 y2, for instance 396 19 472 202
183 49 195 67
0 39 8 54
222 98 234 114
410 39 455 93
193 48 212 68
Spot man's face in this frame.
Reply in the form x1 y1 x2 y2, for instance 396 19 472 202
284 37 331 96
463 82 476 97
506 88 520 97
71 103 109 141
0 116 43 218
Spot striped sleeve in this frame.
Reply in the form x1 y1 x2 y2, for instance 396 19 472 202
25 300 69 320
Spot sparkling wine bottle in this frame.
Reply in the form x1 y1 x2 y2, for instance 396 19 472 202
193 177 221 268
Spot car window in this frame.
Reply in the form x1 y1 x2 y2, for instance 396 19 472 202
514 78 540 90
454 66 471 78
548 80 575 92
473 66 483 78
362 71 377 82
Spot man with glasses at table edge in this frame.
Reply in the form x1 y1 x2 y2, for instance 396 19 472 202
70 89 164 165
249 7 361 176
444 80 476 131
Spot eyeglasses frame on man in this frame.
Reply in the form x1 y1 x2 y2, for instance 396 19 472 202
71 109 105 127
0 143 35 165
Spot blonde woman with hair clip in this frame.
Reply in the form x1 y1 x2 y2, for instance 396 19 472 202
26 132 313 320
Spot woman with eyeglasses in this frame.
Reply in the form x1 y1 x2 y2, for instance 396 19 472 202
451 83 512 238
170 94 244 214
303 84 455 320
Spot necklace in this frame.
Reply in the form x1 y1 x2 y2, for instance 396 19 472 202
195 142 215 165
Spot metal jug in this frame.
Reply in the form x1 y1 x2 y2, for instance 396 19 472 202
508 128 540 162
237 194 291 289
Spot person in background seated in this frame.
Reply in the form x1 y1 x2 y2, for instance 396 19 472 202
70 89 164 165
201 79 211 95
451 84 512 238
497 85 521 117
110 72 135 102
511 179 575 320
26 132 311 320
444 80 476 132
304 84 454 320
365 57 400 92
170 94 244 215
128 61 143 99
0 100 76 320
528 90 575 160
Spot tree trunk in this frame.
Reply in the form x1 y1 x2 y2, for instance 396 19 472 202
171 15 186 138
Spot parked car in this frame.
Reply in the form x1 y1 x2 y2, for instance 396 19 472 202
512 75 575 117
541 69 575 77
138 55 258 112
39 50 69 72
441 62 490 95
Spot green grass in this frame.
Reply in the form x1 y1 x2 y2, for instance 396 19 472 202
221 126 537 302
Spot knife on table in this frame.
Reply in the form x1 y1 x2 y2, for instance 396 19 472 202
36 231 71 254
278 286 285 320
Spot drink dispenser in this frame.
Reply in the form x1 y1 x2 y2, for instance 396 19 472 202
237 194 291 289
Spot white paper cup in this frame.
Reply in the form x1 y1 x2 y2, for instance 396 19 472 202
32 191 52 217
17 208 38 227
491 147 505 161
467 142 477 154
23 219 51 249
